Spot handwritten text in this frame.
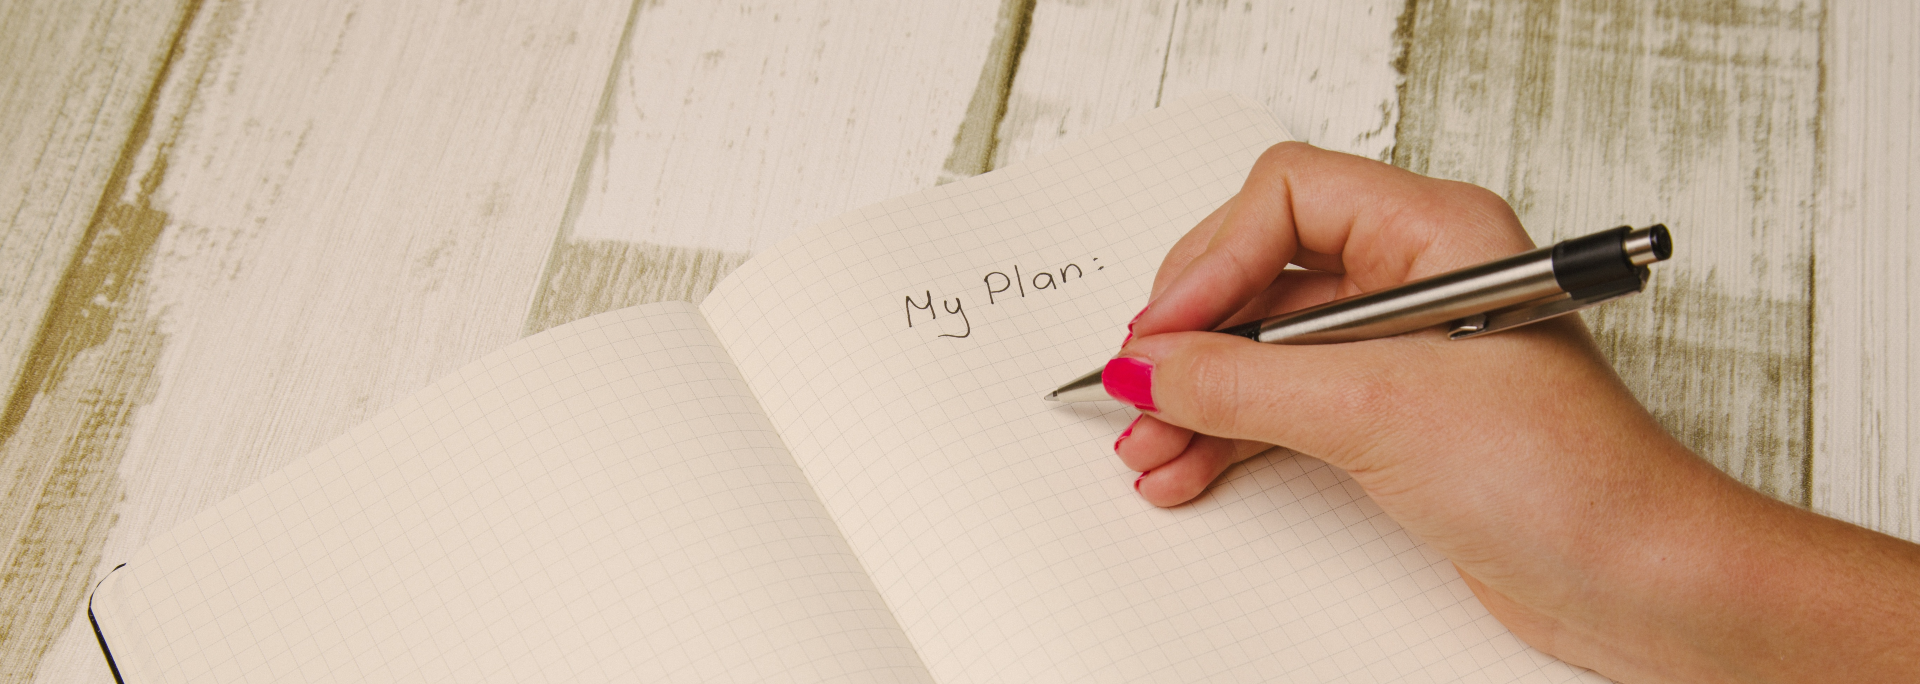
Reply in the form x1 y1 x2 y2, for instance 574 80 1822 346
902 257 1104 339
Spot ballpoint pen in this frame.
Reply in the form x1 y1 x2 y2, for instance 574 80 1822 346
1044 224 1673 403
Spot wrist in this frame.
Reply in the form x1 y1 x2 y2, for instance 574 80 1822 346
1555 442 1920 684
1543 439 1761 682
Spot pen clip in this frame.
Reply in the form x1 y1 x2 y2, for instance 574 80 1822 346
1447 266 1651 340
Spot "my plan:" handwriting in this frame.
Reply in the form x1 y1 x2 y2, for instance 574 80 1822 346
902 257 1105 339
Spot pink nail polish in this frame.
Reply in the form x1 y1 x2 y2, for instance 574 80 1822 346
1134 470 1149 491
1103 357 1156 411
1113 415 1142 452
1123 306 1148 345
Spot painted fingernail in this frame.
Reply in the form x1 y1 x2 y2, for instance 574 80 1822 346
1123 305 1148 345
1134 470 1150 491
1103 357 1156 411
1113 415 1142 452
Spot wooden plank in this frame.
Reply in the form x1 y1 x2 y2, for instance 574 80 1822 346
1394 0 1821 503
1813 0 1920 540
0 0 193 439
524 0 1017 334
995 0 1406 167
3 1 633 682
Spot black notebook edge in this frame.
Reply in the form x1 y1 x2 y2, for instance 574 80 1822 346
88 562 129 684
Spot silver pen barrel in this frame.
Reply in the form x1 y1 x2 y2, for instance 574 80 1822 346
1043 225 1670 403
1233 247 1559 344
1041 250 1557 403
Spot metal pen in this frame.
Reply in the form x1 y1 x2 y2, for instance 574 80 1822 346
1044 224 1674 403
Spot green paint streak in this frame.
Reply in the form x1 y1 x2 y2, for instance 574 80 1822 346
939 0 1038 181
524 240 751 336
0 0 205 679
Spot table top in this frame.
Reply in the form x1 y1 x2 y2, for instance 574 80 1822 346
2 0 1913 681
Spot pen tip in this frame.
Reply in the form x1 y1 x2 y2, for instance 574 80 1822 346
1042 391 1059 401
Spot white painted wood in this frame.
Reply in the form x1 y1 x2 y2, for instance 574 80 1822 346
992 0 1174 167
1813 0 1920 541
563 0 1008 253
15 1 632 682
522 0 1017 334
1160 1 1404 160
0 0 189 410
995 0 1405 168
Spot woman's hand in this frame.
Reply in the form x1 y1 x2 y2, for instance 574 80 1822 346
1111 142 1920 682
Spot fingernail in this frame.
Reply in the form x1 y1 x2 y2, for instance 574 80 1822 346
1134 470 1150 491
1103 357 1156 411
1123 305 1148 345
1113 415 1142 452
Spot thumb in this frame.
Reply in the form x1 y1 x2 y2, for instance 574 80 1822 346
1104 330 1439 471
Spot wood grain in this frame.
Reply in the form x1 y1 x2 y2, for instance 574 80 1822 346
1813 0 1920 540
0 4 199 680
5 1 632 682
525 0 1015 334
0 0 193 440
995 0 1406 167
1394 0 1822 502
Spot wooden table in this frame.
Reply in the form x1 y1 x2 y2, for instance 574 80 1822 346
2 0 1912 681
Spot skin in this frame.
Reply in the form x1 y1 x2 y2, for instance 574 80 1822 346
1112 142 1920 683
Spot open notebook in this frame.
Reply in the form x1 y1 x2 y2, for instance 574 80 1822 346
89 93 1606 683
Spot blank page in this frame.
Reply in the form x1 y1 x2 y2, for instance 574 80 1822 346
703 93 1609 683
91 303 932 684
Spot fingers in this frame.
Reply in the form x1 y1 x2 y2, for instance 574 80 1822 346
1219 269 1346 329
1127 268 1343 346
1106 330 1429 470
1133 142 1534 340
1113 414 1192 471
1149 197 1235 301
1122 430 1273 507
1114 414 1274 507
1109 143 1537 506
1148 195 1346 304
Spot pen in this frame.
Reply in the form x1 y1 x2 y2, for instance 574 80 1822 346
1044 224 1673 403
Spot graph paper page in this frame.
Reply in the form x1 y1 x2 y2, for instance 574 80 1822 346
703 93 1608 683
91 303 932 684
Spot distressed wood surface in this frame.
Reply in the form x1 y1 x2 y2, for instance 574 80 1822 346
2 0 1918 682
995 0 1406 166
2 1 633 682
0 0 193 439
523 0 1020 333
0 2 198 679
1394 0 1823 503
1813 0 1920 540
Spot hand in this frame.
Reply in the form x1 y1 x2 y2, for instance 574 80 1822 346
1110 142 1920 682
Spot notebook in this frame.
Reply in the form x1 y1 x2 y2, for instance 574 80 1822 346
88 92 1607 683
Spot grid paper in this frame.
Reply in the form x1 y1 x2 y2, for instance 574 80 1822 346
92 304 933 683
702 92 1610 683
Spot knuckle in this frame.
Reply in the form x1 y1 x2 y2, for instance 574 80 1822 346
1440 180 1510 213
1254 141 1314 171
1433 182 1527 239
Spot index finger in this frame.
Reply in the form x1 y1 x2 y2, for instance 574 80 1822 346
1131 142 1535 339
